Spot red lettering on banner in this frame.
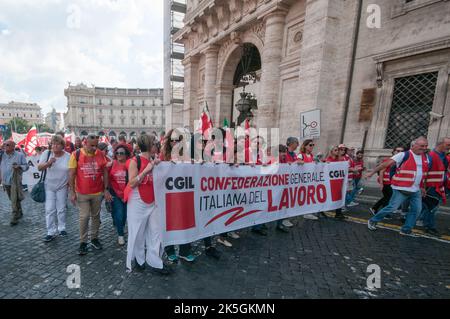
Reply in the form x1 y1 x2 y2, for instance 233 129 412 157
279 189 289 210
166 192 196 231
298 187 306 206
267 190 278 212
205 207 262 227
307 185 316 205
249 176 257 188
289 187 298 207
201 177 207 191
244 176 251 188
317 184 327 203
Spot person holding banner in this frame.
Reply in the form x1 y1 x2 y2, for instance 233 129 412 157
326 146 348 220
1 141 29 226
38 135 71 242
125 134 171 275
161 129 197 262
108 144 131 246
298 139 320 221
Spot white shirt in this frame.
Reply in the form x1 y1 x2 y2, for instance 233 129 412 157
391 151 423 193
40 150 71 192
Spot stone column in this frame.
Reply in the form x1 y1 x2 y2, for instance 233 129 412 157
182 55 200 128
258 9 288 130
203 45 220 125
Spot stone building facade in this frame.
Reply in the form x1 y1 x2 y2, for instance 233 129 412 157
0 101 43 125
44 108 64 132
64 84 165 138
171 0 450 168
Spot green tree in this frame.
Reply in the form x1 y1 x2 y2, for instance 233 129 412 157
36 123 54 134
2 118 31 139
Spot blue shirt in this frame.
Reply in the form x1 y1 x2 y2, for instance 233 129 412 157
0 150 29 186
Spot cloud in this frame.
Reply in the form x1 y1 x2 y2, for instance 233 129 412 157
0 0 164 114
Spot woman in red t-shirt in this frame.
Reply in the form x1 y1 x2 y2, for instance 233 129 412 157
126 134 170 275
108 145 131 246
298 139 315 164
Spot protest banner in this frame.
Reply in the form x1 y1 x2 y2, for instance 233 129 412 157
23 155 41 188
153 162 349 246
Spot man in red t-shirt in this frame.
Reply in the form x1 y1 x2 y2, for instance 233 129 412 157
69 134 112 256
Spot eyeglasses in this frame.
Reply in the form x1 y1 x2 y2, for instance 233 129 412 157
115 151 126 156
308 144 315 147
171 139 180 143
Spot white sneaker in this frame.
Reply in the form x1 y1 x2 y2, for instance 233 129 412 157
303 214 319 220
228 231 240 239
118 236 125 246
416 220 424 227
347 201 359 207
217 237 233 247
282 219 294 228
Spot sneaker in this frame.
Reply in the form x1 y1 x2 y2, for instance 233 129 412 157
276 225 289 233
385 215 393 220
59 231 67 237
205 247 221 260
369 208 376 216
282 219 294 228
228 231 240 239
335 212 346 220
399 230 417 237
251 228 268 236
347 201 359 207
78 242 89 255
90 238 103 250
303 214 319 220
118 236 125 246
367 220 377 231
10 220 18 226
425 228 440 237
44 235 56 242
358 188 364 195
416 220 424 227
179 254 196 262
217 237 233 247
167 254 178 263
150 265 172 276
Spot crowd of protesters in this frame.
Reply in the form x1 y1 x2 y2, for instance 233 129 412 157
0 127 449 275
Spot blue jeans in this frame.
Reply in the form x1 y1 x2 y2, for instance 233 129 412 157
346 178 362 204
111 196 127 236
422 188 449 229
370 189 422 233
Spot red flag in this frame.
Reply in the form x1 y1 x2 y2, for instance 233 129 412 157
196 103 213 137
24 126 39 156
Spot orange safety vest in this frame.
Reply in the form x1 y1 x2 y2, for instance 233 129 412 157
75 150 106 195
135 156 155 205
427 150 447 202
391 151 429 189
382 159 393 185
298 152 314 163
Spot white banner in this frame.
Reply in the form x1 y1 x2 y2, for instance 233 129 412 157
23 155 42 187
153 162 349 246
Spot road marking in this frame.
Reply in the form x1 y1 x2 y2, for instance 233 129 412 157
324 212 450 244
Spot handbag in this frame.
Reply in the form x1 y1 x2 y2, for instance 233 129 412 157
31 151 51 203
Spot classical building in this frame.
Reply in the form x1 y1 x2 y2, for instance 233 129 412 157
169 0 450 169
0 101 43 125
64 84 165 138
44 108 64 132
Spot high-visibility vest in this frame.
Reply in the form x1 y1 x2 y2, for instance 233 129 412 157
391 151 429 189
382 159 393 185
426 150 447 202
298 152 314 163
135 156 155 205
75 149 106 195
354 159 364 179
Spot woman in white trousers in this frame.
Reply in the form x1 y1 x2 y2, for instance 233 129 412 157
125 134 171 275
38 135 71 242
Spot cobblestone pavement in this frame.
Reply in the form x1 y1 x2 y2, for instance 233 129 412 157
1 190 450 299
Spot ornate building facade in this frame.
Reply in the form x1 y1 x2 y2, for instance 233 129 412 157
170 0 450 168
0 101 43 125
64 84 165 138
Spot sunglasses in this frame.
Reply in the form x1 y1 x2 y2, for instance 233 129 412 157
308 144 315 147
115 151 126 155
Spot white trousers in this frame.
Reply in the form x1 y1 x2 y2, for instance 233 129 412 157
126 189 163 271
45 187 68 236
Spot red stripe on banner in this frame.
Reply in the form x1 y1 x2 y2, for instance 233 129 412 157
166 192 196 231
205 207 263 227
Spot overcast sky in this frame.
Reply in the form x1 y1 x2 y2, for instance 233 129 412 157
0 0 163 115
